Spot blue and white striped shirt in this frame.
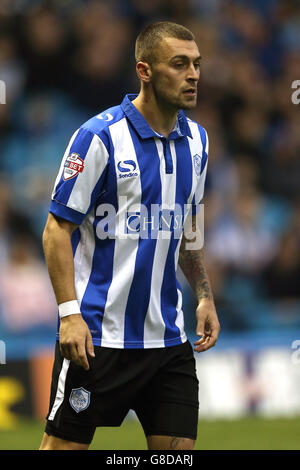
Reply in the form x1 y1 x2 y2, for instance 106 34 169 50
50 94 208 349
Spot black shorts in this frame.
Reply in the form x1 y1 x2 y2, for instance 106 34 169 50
45 340 199 445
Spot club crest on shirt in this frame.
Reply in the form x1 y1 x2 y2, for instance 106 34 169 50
193 153 202 177
63 153 85 181
69 387 91 413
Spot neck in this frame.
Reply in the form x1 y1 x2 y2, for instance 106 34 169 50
132 90 178 138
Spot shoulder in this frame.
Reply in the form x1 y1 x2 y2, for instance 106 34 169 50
73 104 126 151
80 104 125 138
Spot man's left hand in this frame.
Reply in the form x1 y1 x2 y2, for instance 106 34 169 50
193 300 220 353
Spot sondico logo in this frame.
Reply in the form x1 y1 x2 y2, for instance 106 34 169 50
117 160 138 179
96 112 113 121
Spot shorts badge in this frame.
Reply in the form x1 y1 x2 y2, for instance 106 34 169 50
69 387 90 413
63 153 85 181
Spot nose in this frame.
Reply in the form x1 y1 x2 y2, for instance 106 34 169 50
187 63 200 82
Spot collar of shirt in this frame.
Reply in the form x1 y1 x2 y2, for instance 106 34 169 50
121 94 192 140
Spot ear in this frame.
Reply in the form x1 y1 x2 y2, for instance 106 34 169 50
136 61 152 83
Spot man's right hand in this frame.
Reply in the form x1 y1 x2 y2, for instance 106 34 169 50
59 314 95 370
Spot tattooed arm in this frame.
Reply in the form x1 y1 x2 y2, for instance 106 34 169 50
179 214 220 352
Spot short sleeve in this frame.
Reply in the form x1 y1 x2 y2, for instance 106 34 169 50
191 127 209 215
50 127 109 225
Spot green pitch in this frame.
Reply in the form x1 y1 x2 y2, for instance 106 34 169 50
0 416 300 450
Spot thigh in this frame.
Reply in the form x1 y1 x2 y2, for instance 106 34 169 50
40 432 90 450
44 342 132 444
134 341 199 441
146 435 195 450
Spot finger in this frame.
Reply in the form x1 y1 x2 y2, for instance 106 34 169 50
194 331 210 342
195 320 206 346
194 338 208 348
194 331 211 346
194 338 210 351
76 342 90 371
60 342 72 361
68 343 80 365
208 325 220 345
59 342 64 357
194 336 206 346
196 320 205 338
86 331 95 359
194 337 209 347
194 332 218 352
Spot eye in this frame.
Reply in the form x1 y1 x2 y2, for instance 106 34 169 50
174 62 184 68
194 62 201 70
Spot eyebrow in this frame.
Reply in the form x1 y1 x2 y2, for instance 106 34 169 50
170 54 202 62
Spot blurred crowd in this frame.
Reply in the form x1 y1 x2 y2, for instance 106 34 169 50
0 0 299 341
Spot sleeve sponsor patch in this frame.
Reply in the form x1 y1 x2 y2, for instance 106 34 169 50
63 153 85 181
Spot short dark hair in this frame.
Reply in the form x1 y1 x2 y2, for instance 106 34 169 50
135 21 195 66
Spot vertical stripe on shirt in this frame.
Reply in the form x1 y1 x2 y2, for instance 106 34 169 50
142 138 176 347
100 118 142 347
123 128 162 348
158 139 182 345
78 130 118 343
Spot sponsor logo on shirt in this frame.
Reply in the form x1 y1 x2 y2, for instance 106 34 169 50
117 160 138 178
96 112 113 121
125 209 183 234
63 153 85 181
